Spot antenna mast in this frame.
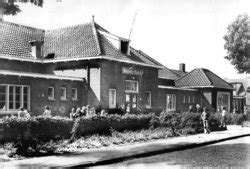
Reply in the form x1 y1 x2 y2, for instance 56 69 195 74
128 10 138 40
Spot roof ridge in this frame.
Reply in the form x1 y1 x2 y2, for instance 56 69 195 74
204 68 233 89
91 20 101 55
200 68 213 86
1 20 44 32
175 68 196 82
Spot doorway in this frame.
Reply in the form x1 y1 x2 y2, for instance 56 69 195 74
125 93 137 113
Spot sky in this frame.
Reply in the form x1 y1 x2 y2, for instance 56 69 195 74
3 0 250 79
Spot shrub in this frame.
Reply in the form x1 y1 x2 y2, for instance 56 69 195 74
70 113 154 140
1 116 74 142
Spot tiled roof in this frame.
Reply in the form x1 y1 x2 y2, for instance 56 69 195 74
158 67 186 80
0 21 44 59
175 68 233 90
0 20 162 68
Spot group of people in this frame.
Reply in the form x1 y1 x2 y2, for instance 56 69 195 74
200 106 228 134
16 105 51 119
69 105 107 120
188 104 203 113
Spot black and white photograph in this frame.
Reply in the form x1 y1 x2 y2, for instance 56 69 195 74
0 0 250 168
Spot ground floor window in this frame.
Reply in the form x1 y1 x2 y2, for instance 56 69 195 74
125 80 138 93
60 87 67 100
48 86 55 100
145 91 151 108
217 92 230 111
166 94 176 111
0 84 30 111
72 88 78 100
109 89 116 108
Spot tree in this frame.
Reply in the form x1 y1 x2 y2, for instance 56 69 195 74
224 14 249 73
0 0 43 15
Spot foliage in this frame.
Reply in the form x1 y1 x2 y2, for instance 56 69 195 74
0 0 44 16
1 116 74 142
70 113 154 140
224 14 249 73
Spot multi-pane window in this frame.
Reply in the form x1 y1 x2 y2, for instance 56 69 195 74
48 86 55 100
0 86 6 111
145 91 152 108
72 88 78 100
109 89 116 108
188 95 191 103
217 92 230 111
60 87 67 100
0 85 30 111
183 95 186 103
166 94 176 111
125 80 138 93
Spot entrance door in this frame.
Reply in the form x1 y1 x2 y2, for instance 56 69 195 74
125 93 137 113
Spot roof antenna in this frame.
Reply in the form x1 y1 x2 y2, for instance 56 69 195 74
128 9 138 40
92 15 95 22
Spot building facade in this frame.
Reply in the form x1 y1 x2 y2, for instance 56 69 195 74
0 19 233 117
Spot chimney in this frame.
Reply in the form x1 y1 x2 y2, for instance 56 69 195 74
179 63 185 72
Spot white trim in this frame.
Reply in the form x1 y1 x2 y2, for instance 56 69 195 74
217 91 230 111
60 87 67 101
0 84 30 112
0 54 164 69
72 88 78 101
0 70 84 82
125 80 139 93
166 94 176 111
109 89 116 108
145 91 152 108
48 86 55 100
178 86 233 90
158 85 198 91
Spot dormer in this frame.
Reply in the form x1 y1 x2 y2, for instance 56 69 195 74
119 39 130 55
29 40 43 59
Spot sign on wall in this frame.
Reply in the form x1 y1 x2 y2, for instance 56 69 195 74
122 66 143 76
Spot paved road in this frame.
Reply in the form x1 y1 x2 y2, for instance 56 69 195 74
93 136 250 168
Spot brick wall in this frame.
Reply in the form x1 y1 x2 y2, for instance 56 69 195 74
0 75 86 117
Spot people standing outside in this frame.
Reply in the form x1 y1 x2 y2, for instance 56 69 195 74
220 107 227 128
18 107 26 118
196 104 203 113
43 105 52 117
70 107 76 119
201 107 210 134
188 105 194 113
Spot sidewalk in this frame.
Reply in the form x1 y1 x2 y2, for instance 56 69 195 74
1 125 250 168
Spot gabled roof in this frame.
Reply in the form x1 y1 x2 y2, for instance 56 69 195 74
158 67 186 80
0 20 163 68
175 68 233 90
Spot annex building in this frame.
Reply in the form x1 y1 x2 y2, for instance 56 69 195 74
0 19 233 116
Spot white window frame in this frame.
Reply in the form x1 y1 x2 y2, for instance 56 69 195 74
166 94 176 111
125 80 139 93
188 95 191 103
0 84 30 112
109 89 116 108
48 86 55 100
72 88 78 101
60 87 67 101
217 91 230 111
145 91 152 108
183 95 186 103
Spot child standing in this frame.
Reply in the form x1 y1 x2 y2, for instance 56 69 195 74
201 107 210 134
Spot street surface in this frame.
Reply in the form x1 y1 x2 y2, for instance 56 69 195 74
93 136 250 168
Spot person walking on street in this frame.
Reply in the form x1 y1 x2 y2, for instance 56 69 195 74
201 107 210 134
220 107 227 128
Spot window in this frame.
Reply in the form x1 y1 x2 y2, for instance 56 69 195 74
217 92 230 111
183 95 186 103
0 85 30 111
72 88 78 100
145 91 152 108
60 87 67 100
109 89 116 108
188 95 191 103
120 40 129 54
125 80 138 93
192 96 195 103
48 86 55 100
166 94 176 111
30 41 37 58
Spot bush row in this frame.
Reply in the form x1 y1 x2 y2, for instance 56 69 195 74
1 111 244 142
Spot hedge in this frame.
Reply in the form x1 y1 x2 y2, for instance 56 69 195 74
1 111 242 142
